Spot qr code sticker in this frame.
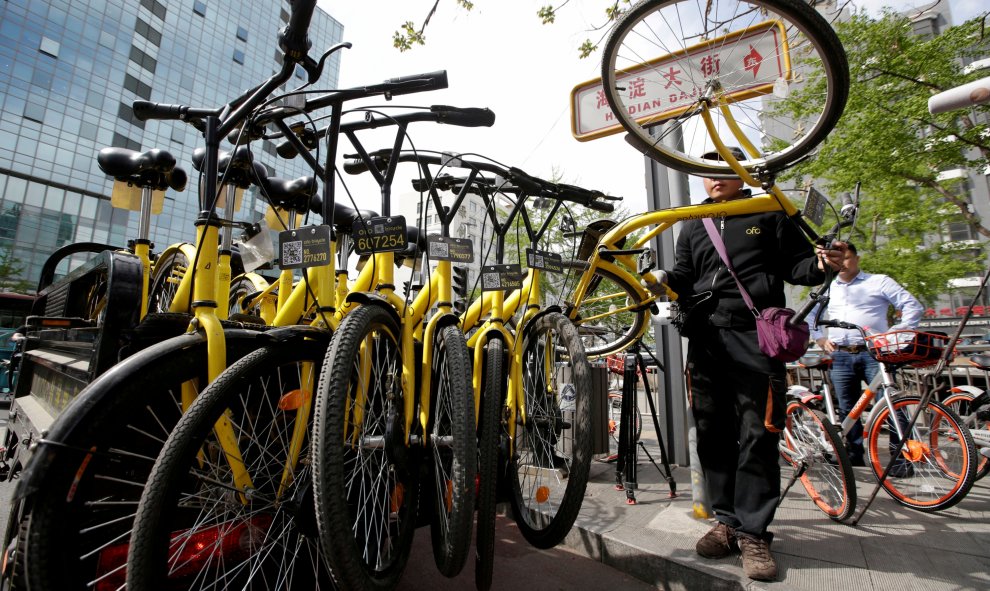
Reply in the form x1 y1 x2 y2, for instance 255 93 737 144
533 254 545 268
373 223 384 234
429 241 450 258
482 272 501 290
282 241 302 266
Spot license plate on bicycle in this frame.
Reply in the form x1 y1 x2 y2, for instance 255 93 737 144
352 216 408 255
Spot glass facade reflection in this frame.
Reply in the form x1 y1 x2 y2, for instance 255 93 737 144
0 0 342 288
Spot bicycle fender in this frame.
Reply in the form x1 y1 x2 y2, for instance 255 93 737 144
521 305 564 330
343 292 402 326
949 385 983 397
12 328 264 501
433 311 461 330
786 385 820 404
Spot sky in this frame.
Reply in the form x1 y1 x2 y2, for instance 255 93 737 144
316 0 987 217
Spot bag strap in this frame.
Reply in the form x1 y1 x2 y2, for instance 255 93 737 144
702 217 757 313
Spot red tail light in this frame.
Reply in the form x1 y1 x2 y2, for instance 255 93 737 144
94 515 274 590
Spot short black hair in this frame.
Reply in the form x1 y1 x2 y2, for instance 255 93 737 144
846 242 858 255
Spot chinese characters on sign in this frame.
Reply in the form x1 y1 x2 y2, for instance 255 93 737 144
570 20 789 141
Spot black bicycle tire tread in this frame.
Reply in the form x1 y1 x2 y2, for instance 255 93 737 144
600 0 850 176
148 249 190 314
127 342 330 588
510 312 593 549
429 324 476 578
941 393 990 480
796 405 855 521
313 306 417 591
475 338 504 591
867 397 977 512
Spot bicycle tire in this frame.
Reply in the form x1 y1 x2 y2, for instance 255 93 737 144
148 244 192 313
509 312 592 549
476 337 505 591
941 392 990 480
427 323 475 577
313 305 419 591
865 397 977 512
126 340 333 589
781 401 855 521
20 336 259 591
228 273 270 318
607 393 643 458
600 0 849 176
563 263 649 359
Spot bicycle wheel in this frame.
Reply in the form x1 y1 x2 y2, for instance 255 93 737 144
607 392 643 458
563 264 649 359
942 391 990 480
476 337 505 591
780 401 855 521
600 0 849 176
865 396 977 512
509 312 592 549
427 323 475 577
228 273 270 319
19 334 259 591
127 340 333 589
148 244 193 313
313 305 419 591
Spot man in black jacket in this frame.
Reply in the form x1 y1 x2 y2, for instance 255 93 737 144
661 148 845 580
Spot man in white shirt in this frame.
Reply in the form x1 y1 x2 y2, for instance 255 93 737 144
810 243 924 466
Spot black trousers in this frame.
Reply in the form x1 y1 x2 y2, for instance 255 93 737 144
687 324 786 540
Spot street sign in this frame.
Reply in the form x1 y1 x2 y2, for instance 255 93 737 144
571 20 790 141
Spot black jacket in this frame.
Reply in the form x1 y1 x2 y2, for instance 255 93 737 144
666 199 825 324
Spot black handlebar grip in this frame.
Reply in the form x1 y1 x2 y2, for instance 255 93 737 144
431 105 496 127
343 158 371 175
132 101 185 121
279 0 317 57
589 201 615 213
384 71 449 97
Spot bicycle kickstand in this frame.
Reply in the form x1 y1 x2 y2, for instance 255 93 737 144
778 461 806 507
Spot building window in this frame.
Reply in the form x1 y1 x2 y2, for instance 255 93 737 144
124 74 153 100
193 1 207 17
233 49 245 65
24 102 46 124
170 127 184 145
274 49 283 65
118 102 147 130
280 8 289 22
135 18 163 46
294 64 305 79
112 132 142 152
236 26 249 42
140 0 167 20
39 36 60 58
129 46 157 74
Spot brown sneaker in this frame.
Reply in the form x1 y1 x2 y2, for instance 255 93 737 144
695 522 737 559
738 536 778 581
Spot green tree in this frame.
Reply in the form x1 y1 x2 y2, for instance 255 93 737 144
0 247 32 294
393 1 630 57
780 11 990 305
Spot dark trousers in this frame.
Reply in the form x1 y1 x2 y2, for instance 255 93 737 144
829 350 879 463
687 325 786 540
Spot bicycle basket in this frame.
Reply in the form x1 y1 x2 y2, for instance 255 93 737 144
865 330 951 367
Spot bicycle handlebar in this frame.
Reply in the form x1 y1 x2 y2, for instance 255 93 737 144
278 0 317 58
275 105 495 159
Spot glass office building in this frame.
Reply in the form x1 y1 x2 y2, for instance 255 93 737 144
0 0 342 288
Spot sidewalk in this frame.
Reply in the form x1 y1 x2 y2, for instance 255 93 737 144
561 438 990 590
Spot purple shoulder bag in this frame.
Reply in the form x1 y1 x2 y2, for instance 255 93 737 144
702 218 810 362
